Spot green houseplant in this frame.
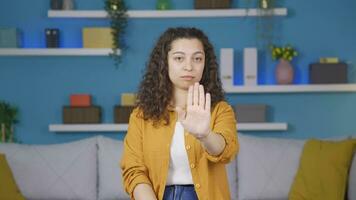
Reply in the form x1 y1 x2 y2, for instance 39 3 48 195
270 44 299 84
104 0 128 67
256 0 280 49
0 101 19 143
244 0 280 49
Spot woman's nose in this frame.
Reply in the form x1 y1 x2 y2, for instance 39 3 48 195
183 60 193 71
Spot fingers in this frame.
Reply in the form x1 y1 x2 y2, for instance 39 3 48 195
205 93 211 112
187 85 193 106
199 84 205 108
189 83 208 109
193 82 199 106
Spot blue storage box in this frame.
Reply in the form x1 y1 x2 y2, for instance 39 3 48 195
0 28 22 48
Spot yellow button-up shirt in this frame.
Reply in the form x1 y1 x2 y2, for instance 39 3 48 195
120 101 238 200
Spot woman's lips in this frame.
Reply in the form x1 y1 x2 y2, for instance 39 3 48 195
180 76 194 80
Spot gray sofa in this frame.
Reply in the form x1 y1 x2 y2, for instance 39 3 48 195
0 134 355 200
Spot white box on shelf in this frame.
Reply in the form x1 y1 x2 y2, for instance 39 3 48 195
243 48 258 86
220 48 234 88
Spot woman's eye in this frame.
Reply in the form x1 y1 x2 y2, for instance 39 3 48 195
194 57 203 62
174 57 184 62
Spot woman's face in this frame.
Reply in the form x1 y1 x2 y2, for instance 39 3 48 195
167 38 205 91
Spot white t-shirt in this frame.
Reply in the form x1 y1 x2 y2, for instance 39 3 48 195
166 122 194 185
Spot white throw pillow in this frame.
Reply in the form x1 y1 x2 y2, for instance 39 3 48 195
237 134 305 200
0 137 97 200
97 135 129 200
349 134 356 200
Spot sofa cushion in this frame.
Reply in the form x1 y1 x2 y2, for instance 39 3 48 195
0 137 97 200
226 155 237 200
349 135 356 200
237 134 305 200
0 153 25 200
97 135 130 200
289 139 356 200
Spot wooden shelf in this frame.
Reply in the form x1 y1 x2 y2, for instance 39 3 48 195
48 8 287 18
0 48 119 56
49 123 287 132
223 84 356 93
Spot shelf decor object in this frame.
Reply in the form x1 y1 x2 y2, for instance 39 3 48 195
82 27 112 48
195 0 231 9
104 0 128 67
270 44 298 84
45 28 60 48
63 94 101 124
309 62 348 84
156 0 171 10
220 48 234 88
62 0 75 10
0 28 22 48
243 48 258 86
234 104 267 123
50 0 62 10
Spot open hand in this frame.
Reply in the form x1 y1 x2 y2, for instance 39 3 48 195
175 82 211 139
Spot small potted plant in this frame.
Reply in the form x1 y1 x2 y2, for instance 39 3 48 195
270 44 298 84
0 101 19 143
104 0 128 67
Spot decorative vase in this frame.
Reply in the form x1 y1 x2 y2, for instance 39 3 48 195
156 0 171 10
275 59 294 84
62 0 75 10
50 0 62 10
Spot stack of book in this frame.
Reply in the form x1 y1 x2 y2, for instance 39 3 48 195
62 94 101 124
309 57 348 84
194 0 231 9
82 27 112 48
114 93 136 123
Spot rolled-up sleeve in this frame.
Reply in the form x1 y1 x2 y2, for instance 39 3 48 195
205 102 239 164
120 109 152 199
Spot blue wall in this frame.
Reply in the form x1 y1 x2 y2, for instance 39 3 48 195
0 0 355 144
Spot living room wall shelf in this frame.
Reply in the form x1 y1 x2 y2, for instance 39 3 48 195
223 84 356 93
48 8 287 18
0 48 119 56
49 122 288 132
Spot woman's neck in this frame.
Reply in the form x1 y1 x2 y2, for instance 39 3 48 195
171 87 188 109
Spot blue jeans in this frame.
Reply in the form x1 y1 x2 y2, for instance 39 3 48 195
163 185 199 200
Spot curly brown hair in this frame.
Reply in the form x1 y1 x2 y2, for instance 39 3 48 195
136 27 225 126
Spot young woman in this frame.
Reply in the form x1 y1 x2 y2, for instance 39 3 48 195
120 27 238 200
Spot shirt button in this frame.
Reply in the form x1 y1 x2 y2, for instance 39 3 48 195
186 145 191 150
190 163 195 169
195 183 201 189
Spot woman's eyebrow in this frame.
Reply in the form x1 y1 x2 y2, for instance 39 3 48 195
171 51 185 55
171 51 204 55
193 51 204 55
